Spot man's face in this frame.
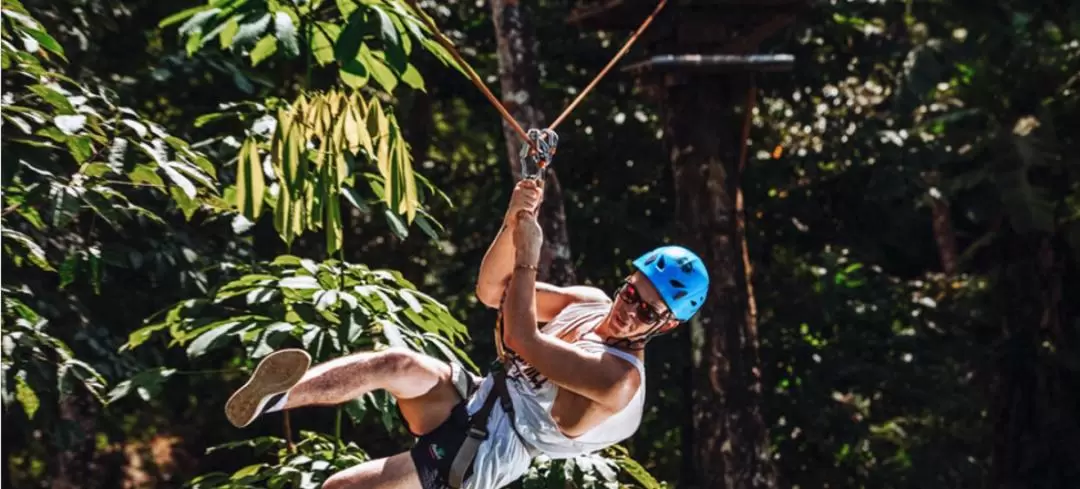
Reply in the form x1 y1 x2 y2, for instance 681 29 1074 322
602 272 678 339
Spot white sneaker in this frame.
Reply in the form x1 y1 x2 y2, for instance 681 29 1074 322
224 349 311 428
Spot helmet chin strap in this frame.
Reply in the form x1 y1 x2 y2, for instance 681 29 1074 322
601 318 677 351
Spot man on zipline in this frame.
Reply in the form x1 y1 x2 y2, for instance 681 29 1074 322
224 179 710 489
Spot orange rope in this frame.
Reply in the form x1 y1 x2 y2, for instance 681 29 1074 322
403 0 668 148
403 0 532 146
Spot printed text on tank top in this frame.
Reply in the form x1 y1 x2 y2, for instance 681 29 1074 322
502 301 645 439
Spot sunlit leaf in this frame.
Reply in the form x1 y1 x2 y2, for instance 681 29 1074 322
273 11 299 57
359 45 398 93
14 375 39 419
53 114 86 135
340 58 370 88
236 138 266 220
250 35 278 66
401 63 425 91
233 13 272 48
2 229 52 271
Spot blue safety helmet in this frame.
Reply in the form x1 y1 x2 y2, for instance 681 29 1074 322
632 246 709 321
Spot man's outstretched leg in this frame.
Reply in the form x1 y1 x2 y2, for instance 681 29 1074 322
321 452 422 489
224 347 463 435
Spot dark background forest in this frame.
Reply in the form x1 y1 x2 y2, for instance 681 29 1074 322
2 0 1078 488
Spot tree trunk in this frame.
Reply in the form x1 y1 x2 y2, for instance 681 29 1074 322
661 75 775 489
51 391 99 489
489 0 575 285
924 170 959 276
991 233 1080 489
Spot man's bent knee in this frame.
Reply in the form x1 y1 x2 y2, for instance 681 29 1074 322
322 472 349 489
376 347 448 399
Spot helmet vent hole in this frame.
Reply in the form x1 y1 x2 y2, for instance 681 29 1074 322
669 279 685 289
657 257 666 270
674 291 688 300
690 300 698 307
681 263 694 273
644 255 658 266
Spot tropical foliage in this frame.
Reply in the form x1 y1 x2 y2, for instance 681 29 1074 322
2 0 1077 488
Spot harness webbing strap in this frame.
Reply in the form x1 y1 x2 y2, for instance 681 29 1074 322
447 367 518 488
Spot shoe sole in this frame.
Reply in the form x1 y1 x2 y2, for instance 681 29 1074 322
224 349 311 428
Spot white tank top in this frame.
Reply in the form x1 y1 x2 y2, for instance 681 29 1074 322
500 301 646 455
461 301 646 489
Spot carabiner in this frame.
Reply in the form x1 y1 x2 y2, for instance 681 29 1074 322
519 128 558 182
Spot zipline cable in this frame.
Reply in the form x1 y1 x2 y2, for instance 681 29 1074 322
403 0 668 152
547 0 668 131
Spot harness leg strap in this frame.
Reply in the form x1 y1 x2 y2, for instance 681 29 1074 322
446 368 516 488
448 427 485 488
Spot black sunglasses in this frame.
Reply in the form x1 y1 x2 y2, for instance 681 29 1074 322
615 281 668 325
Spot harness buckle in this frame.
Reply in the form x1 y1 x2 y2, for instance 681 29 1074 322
519 128 558 181
466 426 489 440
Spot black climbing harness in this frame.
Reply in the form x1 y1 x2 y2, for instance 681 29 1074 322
446 360 518 488
446 222 552 488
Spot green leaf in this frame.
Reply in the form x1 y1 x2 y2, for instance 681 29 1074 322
336 0 359 18
233 13 272 47
58 359 107 402
371 5 405 74
401 63 425 91
66 136 93 163
340 58 370 89
160 5 212 28
49 185 79 228
250 35 278 66
107 138 128 169
161 161 197 199
58 252 79 288
129 163 166 187
29 84 74 112
25 28 65 60
236 139 266 220
220 16 240 49
106 368 176 403
383 208 408 239
2 229 53 271
123 322 169 350
334 11 367 62
342 186 370 213
614 454 662 489
15 375 39 419
419 37 463 74
344 397 367 425
360 45 398 93
280 276 320 289
53 114 86 135
273 12 299 57
170 185 200 220
194 111 234 127
187 321 244 358
272 254 304 266
326 187 343 254
178 8 221 36
310 22 341 66
414 211 441 241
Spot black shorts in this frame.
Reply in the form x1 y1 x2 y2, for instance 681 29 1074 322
402 362 482 489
